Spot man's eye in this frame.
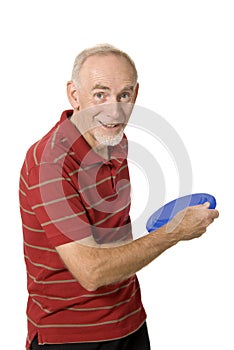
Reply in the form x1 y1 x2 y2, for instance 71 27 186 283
119 92 132 102
95 92 105 100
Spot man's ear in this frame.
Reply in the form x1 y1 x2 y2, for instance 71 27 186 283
67 81 80 109
132 83 139 103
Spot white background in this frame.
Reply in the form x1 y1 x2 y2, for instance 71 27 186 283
0 0 233 349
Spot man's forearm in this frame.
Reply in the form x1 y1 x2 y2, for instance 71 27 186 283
57 204 219 291
74 228 179 290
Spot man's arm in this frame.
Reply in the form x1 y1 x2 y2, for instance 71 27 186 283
56 203 219 291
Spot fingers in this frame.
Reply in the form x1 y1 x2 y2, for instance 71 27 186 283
211 209 219 219
205 210 219 230
169 201 219 240
202 201 219 219
207 208 219 220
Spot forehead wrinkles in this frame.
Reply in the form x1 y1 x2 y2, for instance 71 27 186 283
79 55 136 89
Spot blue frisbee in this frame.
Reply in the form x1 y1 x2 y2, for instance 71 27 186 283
146 193 216 233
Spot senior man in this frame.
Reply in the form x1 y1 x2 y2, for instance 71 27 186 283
19 44 219 350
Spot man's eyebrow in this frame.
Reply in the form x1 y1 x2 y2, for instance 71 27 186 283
91 84 110 91
121 85 134 91
91 84 135 91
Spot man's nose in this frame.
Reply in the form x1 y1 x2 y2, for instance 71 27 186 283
105 102 123 121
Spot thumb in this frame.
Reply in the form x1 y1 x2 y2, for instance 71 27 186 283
203 201 210 208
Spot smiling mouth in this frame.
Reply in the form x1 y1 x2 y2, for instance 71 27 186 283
98 121 122 128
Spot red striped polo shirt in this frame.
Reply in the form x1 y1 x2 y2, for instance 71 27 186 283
19 110 146 349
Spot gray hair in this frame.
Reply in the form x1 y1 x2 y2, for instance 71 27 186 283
71 43 138 86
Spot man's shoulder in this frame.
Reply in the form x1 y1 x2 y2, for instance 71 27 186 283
23 110 75 170
24 121 61 168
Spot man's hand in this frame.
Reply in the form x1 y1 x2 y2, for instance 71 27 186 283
167 202 219 240
56 203 219 291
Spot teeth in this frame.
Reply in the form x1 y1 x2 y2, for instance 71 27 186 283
106 124 116 128
100 122 117 128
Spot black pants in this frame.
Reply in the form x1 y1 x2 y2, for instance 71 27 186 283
30 323 151 350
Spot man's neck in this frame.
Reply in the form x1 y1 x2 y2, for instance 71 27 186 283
70 113 110 160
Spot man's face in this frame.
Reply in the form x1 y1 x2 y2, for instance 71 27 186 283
69 54 138 148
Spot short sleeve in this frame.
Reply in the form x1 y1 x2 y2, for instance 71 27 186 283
27 163 92 247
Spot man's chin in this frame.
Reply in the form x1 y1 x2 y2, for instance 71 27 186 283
94 130 124 146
